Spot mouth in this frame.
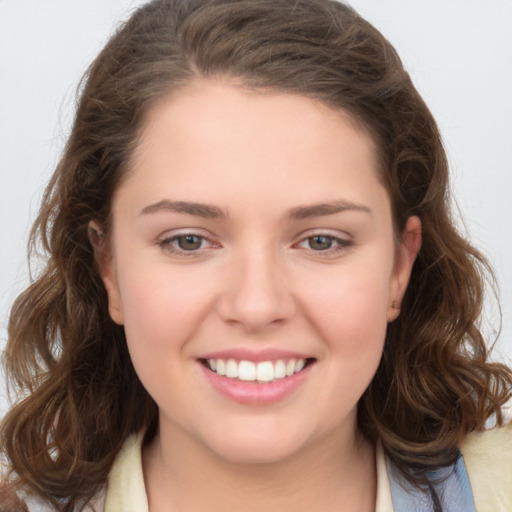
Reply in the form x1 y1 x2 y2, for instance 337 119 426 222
200 357 316 383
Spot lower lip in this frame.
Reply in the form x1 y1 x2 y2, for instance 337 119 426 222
199 362 312 405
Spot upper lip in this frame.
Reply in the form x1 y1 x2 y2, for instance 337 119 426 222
199 348 313 362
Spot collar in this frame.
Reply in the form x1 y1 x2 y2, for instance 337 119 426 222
104 433 394 512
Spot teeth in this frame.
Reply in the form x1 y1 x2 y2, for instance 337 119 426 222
238 360 256 381
256 361 274 382
216 359 226 376
206 358 309 382
274 360 286 379
226 359 238 378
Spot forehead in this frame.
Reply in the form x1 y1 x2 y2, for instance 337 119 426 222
117 80 388 218
133 79 377 156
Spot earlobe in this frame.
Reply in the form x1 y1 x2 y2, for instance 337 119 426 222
88 221 124 325
387 216 422 322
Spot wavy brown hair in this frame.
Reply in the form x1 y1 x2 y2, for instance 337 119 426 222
1 0 511 510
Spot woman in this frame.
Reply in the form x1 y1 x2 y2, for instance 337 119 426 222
1 0 511 510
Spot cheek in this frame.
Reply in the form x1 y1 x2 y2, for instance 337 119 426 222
298 262 392 356
115 261 218 356
115 264 221 408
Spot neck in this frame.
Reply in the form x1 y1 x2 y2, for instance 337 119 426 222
142 421 376 512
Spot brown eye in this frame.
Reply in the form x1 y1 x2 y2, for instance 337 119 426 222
176 235 203 251
307 235 334 251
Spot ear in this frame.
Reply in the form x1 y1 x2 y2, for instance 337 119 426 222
387 216 422 322
88 221 124 325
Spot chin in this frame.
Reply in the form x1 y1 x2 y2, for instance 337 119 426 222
214 440 304 466
198 420 315 466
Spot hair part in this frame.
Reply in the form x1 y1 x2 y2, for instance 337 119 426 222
1 0 511 509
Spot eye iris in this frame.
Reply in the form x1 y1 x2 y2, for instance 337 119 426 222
309 235 333 251
178 235 202 251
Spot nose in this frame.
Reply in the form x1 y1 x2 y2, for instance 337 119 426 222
217 247 296 333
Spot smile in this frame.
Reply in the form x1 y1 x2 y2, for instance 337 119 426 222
203 358 311 382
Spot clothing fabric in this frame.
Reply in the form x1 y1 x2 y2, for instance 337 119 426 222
103 422 512 511
386 452 476 511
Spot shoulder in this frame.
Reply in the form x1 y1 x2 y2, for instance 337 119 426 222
460 421 512 510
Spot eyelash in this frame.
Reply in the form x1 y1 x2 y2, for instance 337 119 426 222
295 234 353 255
157 232 353 257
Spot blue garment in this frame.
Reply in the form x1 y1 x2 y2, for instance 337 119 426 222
388 452 476 511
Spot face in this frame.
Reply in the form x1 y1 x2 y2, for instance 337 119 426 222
99 80 420 465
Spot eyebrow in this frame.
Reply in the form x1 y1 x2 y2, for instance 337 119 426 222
139 199 371 220
140 200 226 218
287 200 372 220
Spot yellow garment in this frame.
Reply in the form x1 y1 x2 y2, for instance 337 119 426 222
105 433 148 512
460 421 512 511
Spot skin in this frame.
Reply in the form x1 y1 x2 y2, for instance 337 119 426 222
98 79 421 511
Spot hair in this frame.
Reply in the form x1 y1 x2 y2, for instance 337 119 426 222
1 0 511 510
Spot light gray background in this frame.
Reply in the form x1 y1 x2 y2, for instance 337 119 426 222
1 1 511 414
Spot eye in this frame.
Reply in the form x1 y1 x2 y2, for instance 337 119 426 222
174 234 204 251
157 232 219 256
305 235 335 251
296 234 352 254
